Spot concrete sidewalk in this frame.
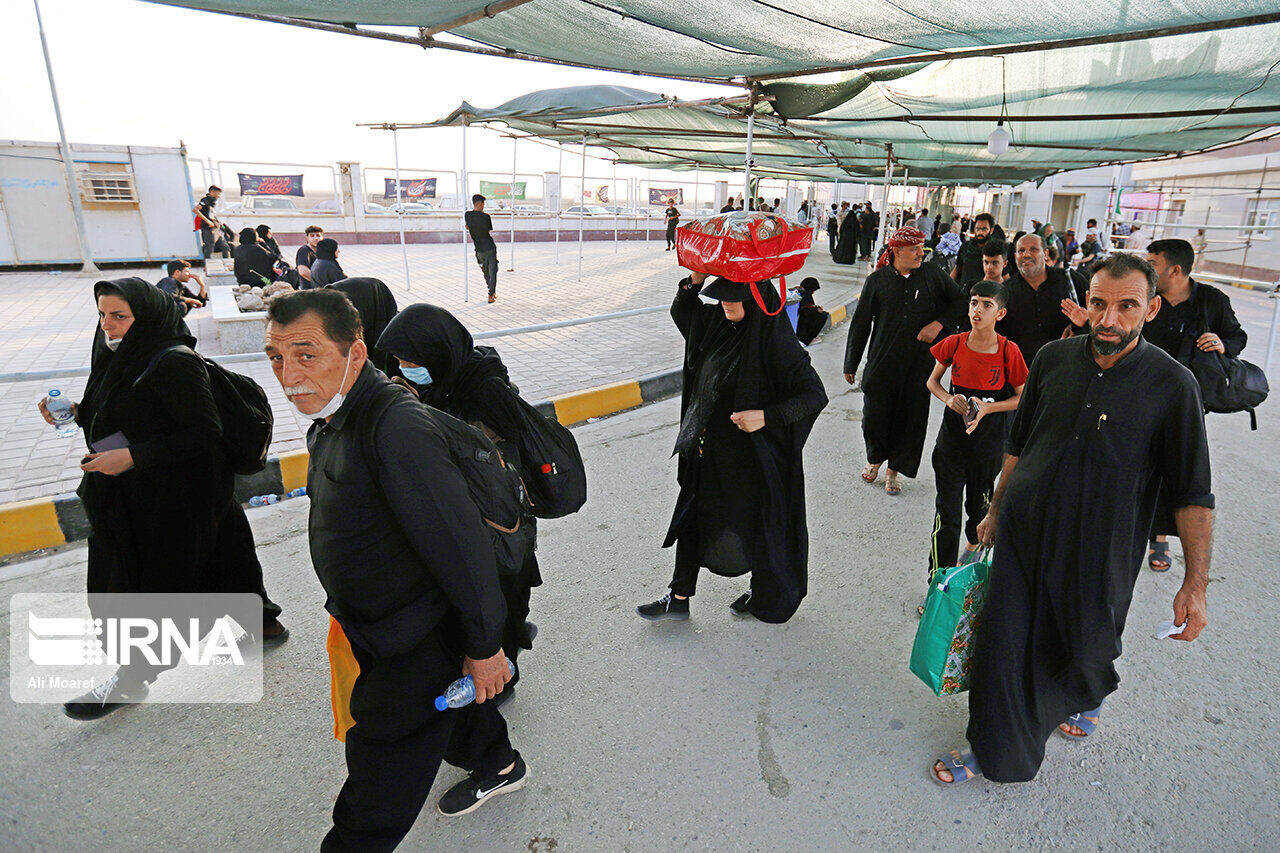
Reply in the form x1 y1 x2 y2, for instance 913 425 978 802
0 329 1274 851
0 240 872 504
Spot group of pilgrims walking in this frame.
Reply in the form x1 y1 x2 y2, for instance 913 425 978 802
40 216 1222 847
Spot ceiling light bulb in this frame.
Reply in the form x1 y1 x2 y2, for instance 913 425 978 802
987 121 1011 156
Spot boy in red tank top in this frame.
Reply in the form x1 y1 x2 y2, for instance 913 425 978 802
924 279 1030 581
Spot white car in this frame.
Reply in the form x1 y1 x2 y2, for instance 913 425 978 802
387 202 434 214
364 202 388 214
561 204 610 217
236 196 300 213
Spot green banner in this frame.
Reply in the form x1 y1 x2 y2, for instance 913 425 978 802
478 180 526 200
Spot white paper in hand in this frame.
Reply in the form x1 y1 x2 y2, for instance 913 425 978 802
1155 620 1186 640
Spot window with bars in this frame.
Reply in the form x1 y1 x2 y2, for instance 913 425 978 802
1242 198 1278 241
80 171 138 203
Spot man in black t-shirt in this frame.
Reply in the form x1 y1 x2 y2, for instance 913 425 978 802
953 213 995 285
193 185 229 260
156 259 206 314
465 194 499 303
296 225 324 287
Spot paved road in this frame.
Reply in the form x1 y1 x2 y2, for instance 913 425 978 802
1 330 1275 851
0 239 870 504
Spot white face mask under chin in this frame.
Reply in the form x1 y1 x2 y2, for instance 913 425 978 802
292 348 354 421
104 336 123 351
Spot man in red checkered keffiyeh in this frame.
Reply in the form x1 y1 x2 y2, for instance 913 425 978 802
876 225 928 269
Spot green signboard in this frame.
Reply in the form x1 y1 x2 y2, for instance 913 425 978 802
478 180 527 200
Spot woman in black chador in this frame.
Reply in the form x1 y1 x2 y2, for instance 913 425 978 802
377 304 540 693
637 271 827 623
39 278 284 720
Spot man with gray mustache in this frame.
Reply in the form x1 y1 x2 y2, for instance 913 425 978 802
264 289 526 850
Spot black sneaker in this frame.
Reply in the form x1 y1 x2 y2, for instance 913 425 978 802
729 590 753 617
636 592 689 621
63 671 149 721
262 618 290 647
438 753 528 817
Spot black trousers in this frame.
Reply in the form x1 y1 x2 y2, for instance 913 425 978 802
666 226 677 248
200 226 229 259
929 423 1002 576
828 230 837 255
667 536 702 597
474 248 499 296
322 625 516 853
859 233 873 259
861 378 932 478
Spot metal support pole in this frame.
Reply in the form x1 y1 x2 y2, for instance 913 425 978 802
645 173 651 244
744 91 756 204
461 122 469 302
555 142 562 264
33 0 97 274
878 146 893 254
578 135 586 281
391 126 411 292
508 134 517 271
612 160 619 253
1266 287 1280 375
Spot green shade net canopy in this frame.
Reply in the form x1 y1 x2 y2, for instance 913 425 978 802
145 1 1280 183
146 1 1280 81
421 85 879 182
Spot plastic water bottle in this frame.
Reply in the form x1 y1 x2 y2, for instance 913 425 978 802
286 487 307 498
249 494 279 507
46 389 79 438
434 659 515 711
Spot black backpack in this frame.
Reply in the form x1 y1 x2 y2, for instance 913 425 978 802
364 386 535 577
140 346 273 474
508 394 587 519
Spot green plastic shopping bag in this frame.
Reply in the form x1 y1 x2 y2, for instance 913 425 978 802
909 549 992 696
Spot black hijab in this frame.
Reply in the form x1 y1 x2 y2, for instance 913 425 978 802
315 238 339 261
80 277 195 436
376 303 509 414
333 278 399 376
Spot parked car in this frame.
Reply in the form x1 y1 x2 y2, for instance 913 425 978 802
236 196 300 213
364 202 388 214
562 204 611 217
312 199 341 214
513 204 549 215
387 201 434 214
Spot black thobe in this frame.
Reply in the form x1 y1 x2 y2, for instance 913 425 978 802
1141 279 1245 536
995 268 1084 365
663 278 827 623
377 304 543 679
833 212 861 264
967 337 1213 782
843 264 962 477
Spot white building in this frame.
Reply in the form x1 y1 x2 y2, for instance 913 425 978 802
0 140 197 268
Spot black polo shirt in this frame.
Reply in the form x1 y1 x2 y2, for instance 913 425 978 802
997 267 1083 365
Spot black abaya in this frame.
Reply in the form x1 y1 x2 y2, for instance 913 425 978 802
833 212 860 265
967 337 1213 782
77 278 279 622
663 277 827 623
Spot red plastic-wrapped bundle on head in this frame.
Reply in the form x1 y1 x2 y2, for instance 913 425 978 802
676 212 813 315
